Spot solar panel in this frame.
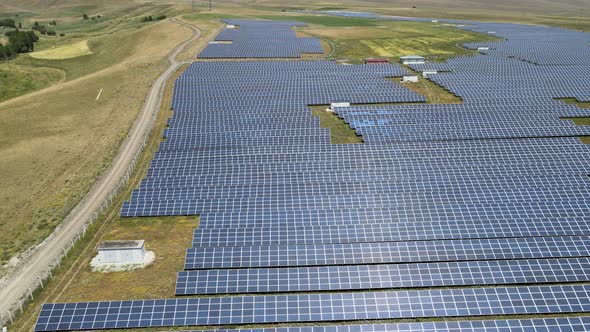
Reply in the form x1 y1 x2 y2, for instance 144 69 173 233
34 285 590 331
34 15 590 332
191 219 590 247
198 20 324 58
188 316 590 331
176 257 590 295
184 236 590 269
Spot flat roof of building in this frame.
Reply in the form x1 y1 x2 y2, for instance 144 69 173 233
400 55 425 60
99 240 144 250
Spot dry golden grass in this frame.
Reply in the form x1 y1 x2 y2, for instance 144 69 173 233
29 40 93 60
0 20 192 269
9 63 196 331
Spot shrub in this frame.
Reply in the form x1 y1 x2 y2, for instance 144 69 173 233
32 25 47 34
0 18 16 28
6 30 37 53
0 43 14 59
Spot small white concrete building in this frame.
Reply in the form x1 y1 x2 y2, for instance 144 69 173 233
400 55 425 65
97 240 146 264
331 101 350 108
402 75 419 83
422 70 437 78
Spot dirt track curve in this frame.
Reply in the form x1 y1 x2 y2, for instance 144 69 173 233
0 18 200 322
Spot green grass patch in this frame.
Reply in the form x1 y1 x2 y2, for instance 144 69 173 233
390 76 463 104
311 106 363 144
556 98 590 109
557 99 590 144
183 12 245 21
14 21 163 80
317 7 348 11
0 64 63 102
259 14 377 27
301 21 499 61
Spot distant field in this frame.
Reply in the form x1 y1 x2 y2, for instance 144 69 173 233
298 20 497 62
0 2 179 101
251 0 590 31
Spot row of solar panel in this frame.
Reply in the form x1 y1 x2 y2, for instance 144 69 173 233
188 317 590 332
191 218 590 246
176 257 590 294
34 285 590 331
184 236 590 269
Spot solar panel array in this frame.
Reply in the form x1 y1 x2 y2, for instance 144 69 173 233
198 20 324 58
36 17 590 332
188 317 590 332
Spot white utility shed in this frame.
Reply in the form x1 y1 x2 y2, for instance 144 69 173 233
331 101 350 108
402 76 419 83
97 240 146 264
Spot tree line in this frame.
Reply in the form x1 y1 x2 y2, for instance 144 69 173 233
1 30 39 59
140 15 167 22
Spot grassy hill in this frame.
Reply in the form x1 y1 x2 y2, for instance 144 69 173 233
0 0 188 270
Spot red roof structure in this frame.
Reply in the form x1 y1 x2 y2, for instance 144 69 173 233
364 58 390 64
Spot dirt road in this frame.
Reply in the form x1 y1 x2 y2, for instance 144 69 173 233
0 18 200 323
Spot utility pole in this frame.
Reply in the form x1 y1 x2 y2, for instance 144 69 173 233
209 0 212 11
192 0 195 15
